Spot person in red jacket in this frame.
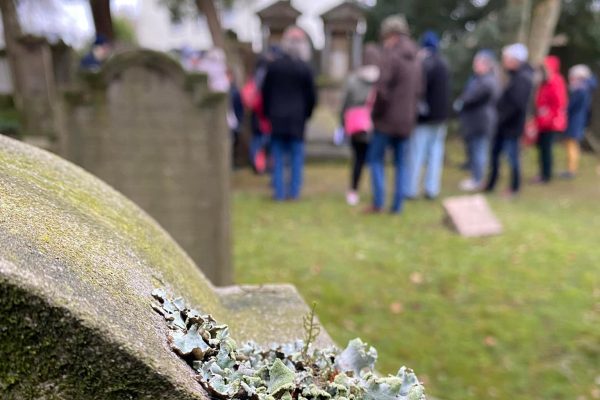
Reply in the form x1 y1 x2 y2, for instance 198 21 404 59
534 55 568 183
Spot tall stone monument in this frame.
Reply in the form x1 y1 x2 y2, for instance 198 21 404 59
61 50 232 286
320 2 366 82
256 0 301 51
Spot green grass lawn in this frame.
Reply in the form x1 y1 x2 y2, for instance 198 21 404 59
232 139 600 400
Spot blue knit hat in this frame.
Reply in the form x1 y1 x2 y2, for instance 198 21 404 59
421 30 440 51
93 34 108 46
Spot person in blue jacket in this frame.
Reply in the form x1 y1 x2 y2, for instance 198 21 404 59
80 35 111 71
562 65 596 179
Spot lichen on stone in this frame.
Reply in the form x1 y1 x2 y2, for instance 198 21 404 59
152 289 427 400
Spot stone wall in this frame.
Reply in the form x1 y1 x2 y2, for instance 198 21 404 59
0 135 331 399
61 50 232 285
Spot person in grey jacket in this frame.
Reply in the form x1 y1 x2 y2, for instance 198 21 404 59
457 50 501 191
340 44 381 206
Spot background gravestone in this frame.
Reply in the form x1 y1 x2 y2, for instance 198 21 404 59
0 135 331 399
61 50 231 285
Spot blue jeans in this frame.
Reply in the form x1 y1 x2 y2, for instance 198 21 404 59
271 136 304 201
468 135 490 185
368 131 408 213
405 123 447 198
486 135 521 193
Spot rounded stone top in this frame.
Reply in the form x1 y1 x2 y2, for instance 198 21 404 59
0 134 218 398
0 135 331 398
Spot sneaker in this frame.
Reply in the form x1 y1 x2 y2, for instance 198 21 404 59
346 191 360 206
459 178 479 192
530 176 546 185
559 171 575 180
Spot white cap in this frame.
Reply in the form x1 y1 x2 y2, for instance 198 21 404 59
569 64 592 80
503 43 529 63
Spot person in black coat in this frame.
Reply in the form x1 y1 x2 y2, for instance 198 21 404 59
261 26 317 201
485 43 534 196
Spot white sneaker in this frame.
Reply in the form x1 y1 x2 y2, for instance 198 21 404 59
346 191 360 206
459 178 479 192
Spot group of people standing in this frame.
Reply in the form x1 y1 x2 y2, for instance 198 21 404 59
241 15 595 208
341 15 450 213
458 46 595 195
341 16 446 213
339 14 595 213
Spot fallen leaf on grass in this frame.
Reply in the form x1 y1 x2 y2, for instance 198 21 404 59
389 302 404 315
410 272 424 285
484 336 498 347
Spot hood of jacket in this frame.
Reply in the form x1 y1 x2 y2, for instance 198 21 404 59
545 55 561 77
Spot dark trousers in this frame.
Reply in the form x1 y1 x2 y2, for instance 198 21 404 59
486 134 521 193
537 131 556 182
350 136 369 191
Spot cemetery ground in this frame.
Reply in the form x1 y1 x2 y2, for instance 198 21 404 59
233 138 600 400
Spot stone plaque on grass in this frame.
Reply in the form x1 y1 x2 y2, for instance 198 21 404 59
442 194 503 237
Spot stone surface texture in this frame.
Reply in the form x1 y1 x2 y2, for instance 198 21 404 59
0 135 330 399
61 49 231 285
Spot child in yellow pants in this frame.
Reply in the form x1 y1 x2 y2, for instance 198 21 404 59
565 138 580 175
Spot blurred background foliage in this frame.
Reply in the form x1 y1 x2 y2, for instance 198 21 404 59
365 0 600 97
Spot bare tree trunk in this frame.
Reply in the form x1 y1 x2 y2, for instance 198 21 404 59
89 0 114 42
527 0 562 66
195 0 225 49
0 0 24 111
515 0 532 44
503 0 532 44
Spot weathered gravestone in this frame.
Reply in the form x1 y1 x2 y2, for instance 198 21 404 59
4 35 60 141
442 194 503 237
0 135 331 399
61 50 231 285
